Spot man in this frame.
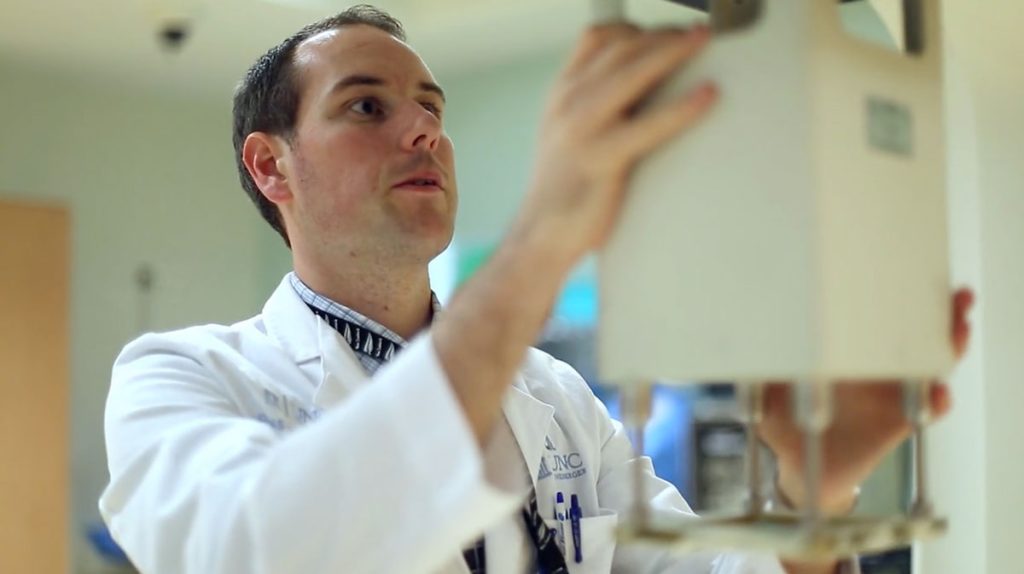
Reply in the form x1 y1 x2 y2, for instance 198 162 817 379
100 5 973 574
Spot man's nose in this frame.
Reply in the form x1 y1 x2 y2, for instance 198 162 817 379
400 105 442 152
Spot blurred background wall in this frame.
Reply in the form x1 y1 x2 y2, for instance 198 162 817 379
0 54 268 571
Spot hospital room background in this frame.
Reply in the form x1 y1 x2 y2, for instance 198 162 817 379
0 0 1020 572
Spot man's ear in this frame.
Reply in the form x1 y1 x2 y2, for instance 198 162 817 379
242 132 294 205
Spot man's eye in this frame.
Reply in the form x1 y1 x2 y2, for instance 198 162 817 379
349 98 384 117
421 102 443 118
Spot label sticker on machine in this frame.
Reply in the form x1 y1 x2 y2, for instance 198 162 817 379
867 96 914 157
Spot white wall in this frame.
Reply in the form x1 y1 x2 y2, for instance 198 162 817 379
925 39 988 574
975 89 1024 574
924 1 1024 572
0 57 280 570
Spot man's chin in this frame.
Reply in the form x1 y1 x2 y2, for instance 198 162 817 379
392 222 454 258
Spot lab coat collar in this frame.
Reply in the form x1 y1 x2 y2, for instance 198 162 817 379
262 275 322 364
262 275 370 406
312 320 371 408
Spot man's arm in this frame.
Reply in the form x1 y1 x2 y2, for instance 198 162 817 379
102 332 523 573
433 23 718 446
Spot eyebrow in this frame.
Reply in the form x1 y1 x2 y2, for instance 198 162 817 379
328 74 446 103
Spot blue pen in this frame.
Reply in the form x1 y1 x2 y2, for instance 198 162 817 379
569 494 582 563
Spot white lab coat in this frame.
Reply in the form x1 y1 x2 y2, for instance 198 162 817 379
100 276 786 574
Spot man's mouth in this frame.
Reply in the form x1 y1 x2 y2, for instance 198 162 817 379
395 172 444 191
402 178 438 187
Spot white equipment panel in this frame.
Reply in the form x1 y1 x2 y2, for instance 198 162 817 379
599 0 953 384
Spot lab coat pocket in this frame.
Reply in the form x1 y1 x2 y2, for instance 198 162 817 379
566 509 618 574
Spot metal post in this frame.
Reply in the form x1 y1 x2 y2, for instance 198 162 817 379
745 382 765 517
623 383 653 530
904 379 933 517
794 381 832 525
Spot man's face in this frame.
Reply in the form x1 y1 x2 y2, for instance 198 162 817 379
281 25 457 265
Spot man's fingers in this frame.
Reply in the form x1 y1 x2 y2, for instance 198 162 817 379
951 287 975 358
580 26 701 85
930 381 952 419
572 25 711 127
610 81 718 159
562 23 641 78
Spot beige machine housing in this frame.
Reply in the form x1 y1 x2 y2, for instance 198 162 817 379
599 0 953 385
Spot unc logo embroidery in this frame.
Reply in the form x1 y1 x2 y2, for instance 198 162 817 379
537 443 588 481
538 457 553 480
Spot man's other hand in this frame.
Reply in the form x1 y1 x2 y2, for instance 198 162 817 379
761 288 975 514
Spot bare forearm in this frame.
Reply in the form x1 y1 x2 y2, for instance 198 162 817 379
432 23 716 446
432 218 573 445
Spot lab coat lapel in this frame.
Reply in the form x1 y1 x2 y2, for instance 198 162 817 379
262 278 499 573
260 275 370 410
262 276 321 365
502 377 555 489
312 320 370 409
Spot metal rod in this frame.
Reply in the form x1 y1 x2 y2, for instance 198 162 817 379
624 383 652 530
802 424 822 524
746 382 765 516
795 381 832 525
904 379 933 517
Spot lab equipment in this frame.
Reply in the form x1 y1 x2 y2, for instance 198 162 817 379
597 0 951 561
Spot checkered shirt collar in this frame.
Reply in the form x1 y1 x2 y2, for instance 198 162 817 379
287 272 441 373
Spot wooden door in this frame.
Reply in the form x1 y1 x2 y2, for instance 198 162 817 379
0 199 70 573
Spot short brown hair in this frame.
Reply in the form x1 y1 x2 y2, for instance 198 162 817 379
231 5 406 247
